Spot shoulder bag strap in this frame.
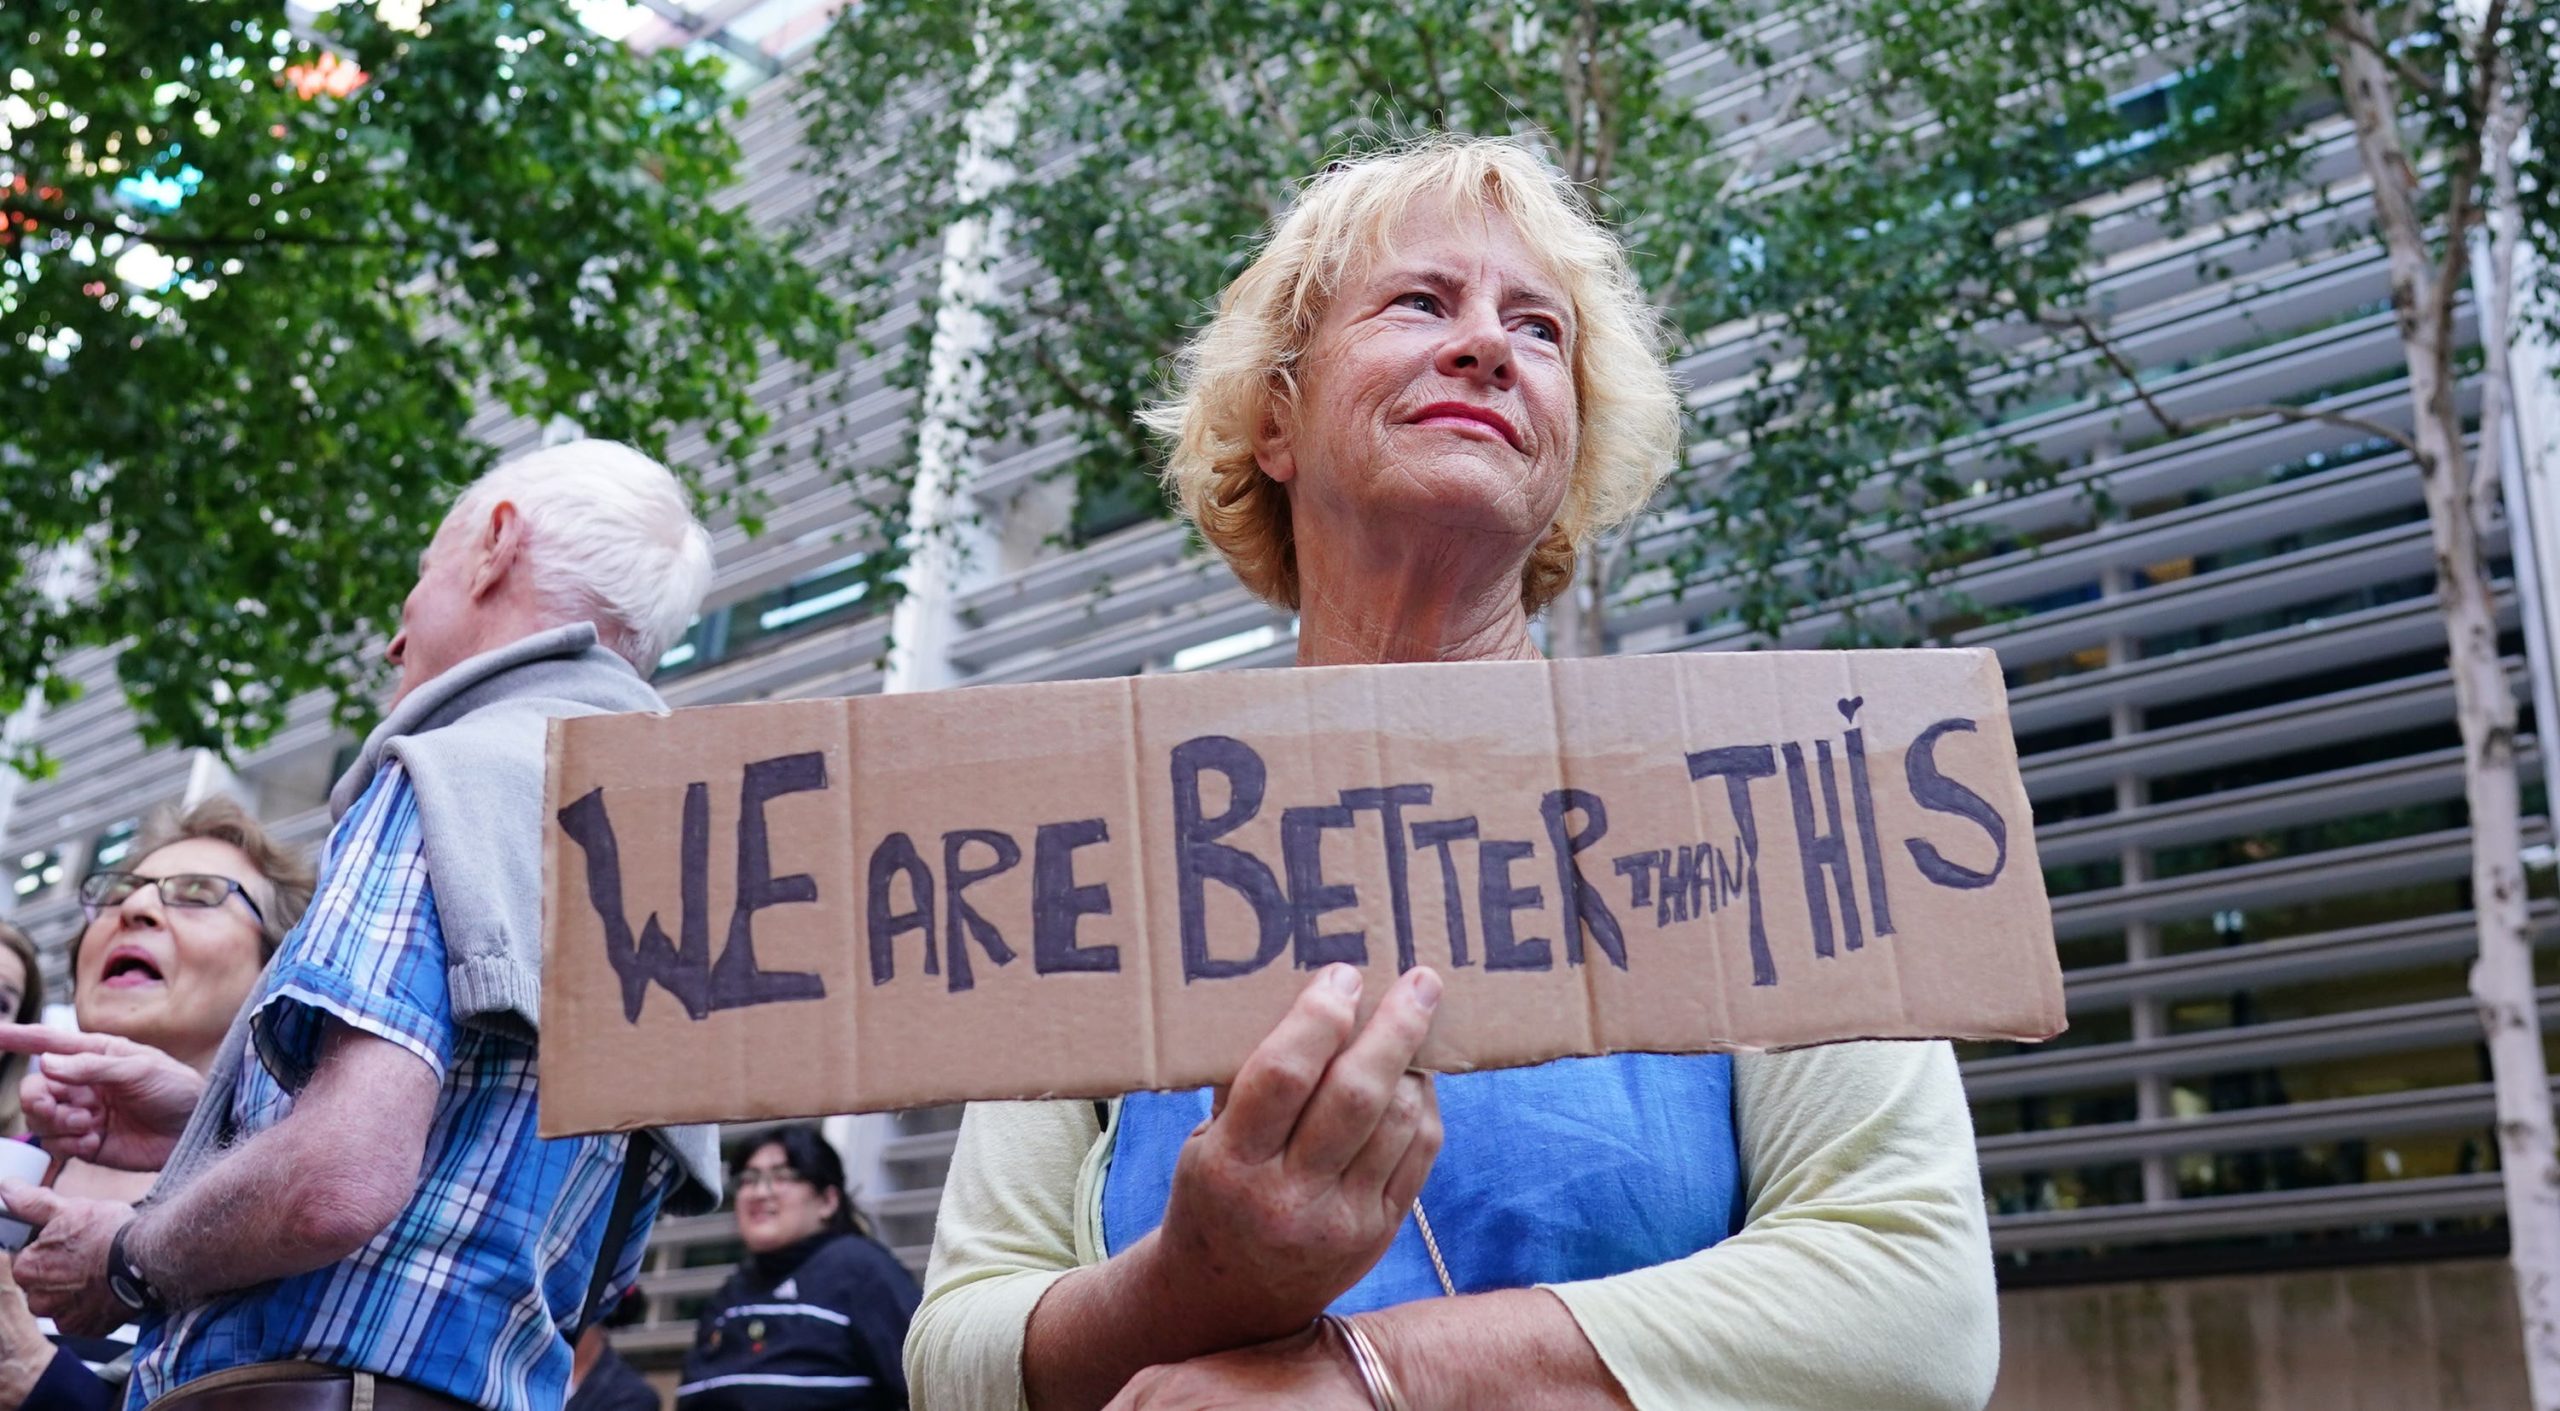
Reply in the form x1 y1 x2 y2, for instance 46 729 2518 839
578 1139 654 1337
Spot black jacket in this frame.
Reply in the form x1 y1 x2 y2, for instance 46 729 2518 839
569 1346 663 1411
677 1232 920 1410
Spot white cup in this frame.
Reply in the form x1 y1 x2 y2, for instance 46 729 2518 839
0 1141 51 1253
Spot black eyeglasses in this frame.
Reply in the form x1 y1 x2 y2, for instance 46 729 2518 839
734 1167 813 1194
78 871 267 928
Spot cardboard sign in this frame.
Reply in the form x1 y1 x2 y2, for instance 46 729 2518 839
537 650 2063 1135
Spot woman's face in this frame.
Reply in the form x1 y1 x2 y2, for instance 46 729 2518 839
74 838 272 1068
1260 205 1581 570
0 947 28 1025
734 1141 841 1254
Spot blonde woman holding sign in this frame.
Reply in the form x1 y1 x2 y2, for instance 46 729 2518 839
905 137 1997 1411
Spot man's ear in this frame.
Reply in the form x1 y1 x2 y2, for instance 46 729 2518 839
1251 397 1299 485
467 501 528 603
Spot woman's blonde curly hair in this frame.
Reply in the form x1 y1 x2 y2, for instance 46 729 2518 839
1145 135 1683 614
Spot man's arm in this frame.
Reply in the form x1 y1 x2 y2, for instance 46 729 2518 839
132 1021 437 1300
6 1022 436 1329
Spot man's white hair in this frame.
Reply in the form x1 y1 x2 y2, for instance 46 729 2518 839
449 439 715 672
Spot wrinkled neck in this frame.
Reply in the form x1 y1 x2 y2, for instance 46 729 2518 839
1292 520 1538 667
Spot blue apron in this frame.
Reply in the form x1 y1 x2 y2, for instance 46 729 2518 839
1101 1053 1746 1314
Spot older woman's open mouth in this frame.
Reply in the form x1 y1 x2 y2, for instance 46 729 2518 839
1408 401 1522 450
100 944 167 988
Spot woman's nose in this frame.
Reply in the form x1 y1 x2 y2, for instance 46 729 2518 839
1435 303 1514 389
117 892 167 930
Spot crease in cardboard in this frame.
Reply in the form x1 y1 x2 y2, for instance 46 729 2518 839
1354 666 1391 1040
1845 651 1918 1033
825 697 858 1111
1667 661 1723 1045
1546 661 1603 1060
1119 675 1161 1095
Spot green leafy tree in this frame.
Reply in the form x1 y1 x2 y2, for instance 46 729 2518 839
0 0 842 762
794 0 2076 657
1794 0 2560 1395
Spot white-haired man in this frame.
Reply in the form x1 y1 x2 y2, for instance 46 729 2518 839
0 441 726 1411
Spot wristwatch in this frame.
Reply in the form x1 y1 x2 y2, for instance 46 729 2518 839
105 1220 164 1318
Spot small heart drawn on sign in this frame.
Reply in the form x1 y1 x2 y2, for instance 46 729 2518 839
1837 696 1864 722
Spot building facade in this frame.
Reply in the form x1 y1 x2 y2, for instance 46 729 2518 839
4 8 2552 1399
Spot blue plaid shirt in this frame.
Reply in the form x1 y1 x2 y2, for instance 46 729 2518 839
127 763 669 1410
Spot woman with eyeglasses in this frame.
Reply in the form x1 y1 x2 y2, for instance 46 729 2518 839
0 797 312 1411
679 1124 921 1411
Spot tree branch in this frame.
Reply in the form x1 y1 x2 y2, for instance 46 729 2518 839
1484 7 1532 105
1243 56 1302 149
1714 70 1813 202
2435 0 2512 303
1588 35 1621 193
1025 330 1148 455
2470 92 2530 539
105 229 406 253
2327 12 2446 345
1557 6 1591 182
2467 0 2513 105
2320 16 2446 103
0 200 408 253
2053 310 2419 457
1410 14 1450 127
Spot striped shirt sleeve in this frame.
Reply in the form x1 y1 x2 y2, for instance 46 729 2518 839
250 761 454 1091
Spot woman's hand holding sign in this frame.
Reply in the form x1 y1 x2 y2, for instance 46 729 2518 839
0 1024 204 1171
1024 963 1445 1411
1166 962 1444 1340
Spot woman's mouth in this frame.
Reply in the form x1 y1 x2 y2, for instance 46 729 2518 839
100 949 166 989
1408 401 1523 450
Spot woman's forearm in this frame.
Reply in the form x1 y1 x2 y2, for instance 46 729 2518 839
1022 1232 1257 1411
1363 1288 1633 1411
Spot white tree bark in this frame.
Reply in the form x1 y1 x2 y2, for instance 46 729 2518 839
2334 15 2560 1405
884 47 1022 697
1545 545 1613 659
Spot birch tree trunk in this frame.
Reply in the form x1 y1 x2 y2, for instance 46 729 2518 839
2334 17 2560 1405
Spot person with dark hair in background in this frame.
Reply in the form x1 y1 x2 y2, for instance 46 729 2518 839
0 923 45 1139
680 1125 918 1410
567 1287 658 1411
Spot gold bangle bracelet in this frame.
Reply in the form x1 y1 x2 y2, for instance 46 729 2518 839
1322 1313 1408 1411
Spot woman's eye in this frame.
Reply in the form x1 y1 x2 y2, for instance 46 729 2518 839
1520 317 1561 343
1398 292 1440 315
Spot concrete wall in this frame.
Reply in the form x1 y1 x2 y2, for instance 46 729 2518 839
1993 1259 2527 1411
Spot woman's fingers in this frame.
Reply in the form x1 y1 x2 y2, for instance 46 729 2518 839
1339 1069 1439 1204
1214 966 1363 1164
1380 1086 1444 1215
36 1052 149 1089
23 1071 105 1144
0 1027 108 1060
1283 968 1441 1177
